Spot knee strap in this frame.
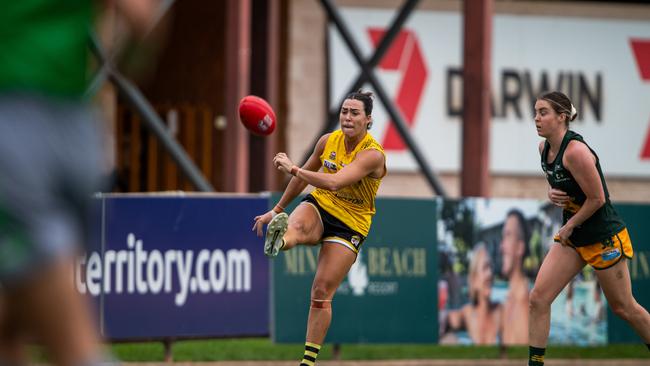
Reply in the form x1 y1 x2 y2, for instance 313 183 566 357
311 298 332 309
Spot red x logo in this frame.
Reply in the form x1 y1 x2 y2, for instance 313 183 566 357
368 29 427 151
630 39 650 160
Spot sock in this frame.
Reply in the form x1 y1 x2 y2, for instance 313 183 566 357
528 346 545 366
300 342 321 366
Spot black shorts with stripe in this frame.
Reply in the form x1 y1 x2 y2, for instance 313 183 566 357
301 194 366 253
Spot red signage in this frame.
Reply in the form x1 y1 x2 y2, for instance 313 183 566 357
368 29 427 151
630 39 650 160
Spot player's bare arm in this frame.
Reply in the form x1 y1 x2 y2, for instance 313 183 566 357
252 134 329 236
556 140 606 243
277 148 384 192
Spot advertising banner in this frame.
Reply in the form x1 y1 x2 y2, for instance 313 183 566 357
437 197 607 346
75 195 648 344
607 203 650 343
77 195 270 340
272 197 438 343
329 7 650 176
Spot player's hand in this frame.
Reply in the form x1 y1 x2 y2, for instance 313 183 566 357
554 224 574 246
252 210 275 237
273 152 294 175
548 188 570 207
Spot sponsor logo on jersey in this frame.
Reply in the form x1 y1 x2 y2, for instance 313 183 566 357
323 159 337 171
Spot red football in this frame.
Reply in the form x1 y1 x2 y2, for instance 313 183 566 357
238 95 276 136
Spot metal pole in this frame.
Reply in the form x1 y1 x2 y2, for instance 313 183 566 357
89 35 214 192
321 0 447 196
222 0 251 193
109 71 215 192
303 0 420 165
461 0 493 197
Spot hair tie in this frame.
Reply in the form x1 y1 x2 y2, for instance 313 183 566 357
570 104 577 120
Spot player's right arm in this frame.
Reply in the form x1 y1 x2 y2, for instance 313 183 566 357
252 134 329 236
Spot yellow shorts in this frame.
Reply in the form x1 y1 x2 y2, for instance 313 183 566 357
556 228 634 270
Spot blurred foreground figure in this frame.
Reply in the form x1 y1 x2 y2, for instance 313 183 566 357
0 1 158 364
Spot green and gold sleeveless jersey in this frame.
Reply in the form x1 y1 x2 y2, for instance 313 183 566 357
541 130 625 246
0 0 95 98
311 130 386 236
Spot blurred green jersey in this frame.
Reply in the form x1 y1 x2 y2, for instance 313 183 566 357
0 0 95 98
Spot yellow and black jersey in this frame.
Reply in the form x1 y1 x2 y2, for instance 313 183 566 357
310 130 386 236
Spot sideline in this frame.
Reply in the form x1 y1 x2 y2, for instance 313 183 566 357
125 360 649 366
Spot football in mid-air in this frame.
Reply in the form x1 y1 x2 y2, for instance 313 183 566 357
238 95 276 136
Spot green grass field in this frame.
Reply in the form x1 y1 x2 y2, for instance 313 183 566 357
110 338 648 362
